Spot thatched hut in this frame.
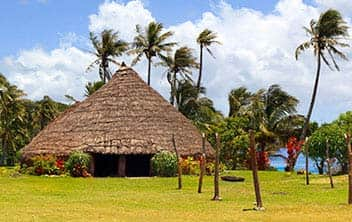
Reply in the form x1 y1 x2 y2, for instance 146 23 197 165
22 66 213 177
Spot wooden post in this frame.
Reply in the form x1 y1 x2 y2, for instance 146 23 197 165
212 133 221 200
305 137 309 185
326 139 334 188
117 155 126 177
345 133 352 204
249 130 263 210
89 155 95 176
198 133 206 193
172 134 182 190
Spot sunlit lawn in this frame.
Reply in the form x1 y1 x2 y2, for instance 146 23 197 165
0 167 351 222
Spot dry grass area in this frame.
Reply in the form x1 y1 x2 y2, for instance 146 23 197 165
0 168 351 222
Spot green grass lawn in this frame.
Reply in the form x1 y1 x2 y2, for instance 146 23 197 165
0 168 351 222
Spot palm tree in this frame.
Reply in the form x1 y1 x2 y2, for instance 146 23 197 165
34 96 58 130
84 81 105 97
239 85 300 169
130 22 176 86
0 74 26 166
196 29 220 89
158 46 199 106
295 9 349 141
87 29 129 83
175 79 222 131
228 87 252 117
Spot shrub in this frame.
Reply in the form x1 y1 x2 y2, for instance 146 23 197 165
180 157 200 175
30 155 63 175
151 151 177 177
65 152 91 177
205 162 226 175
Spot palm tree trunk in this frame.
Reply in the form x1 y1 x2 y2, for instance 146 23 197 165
171 71 177 107
346 133 352 204
300 50 321 142
198 133 206 193
249 130 263 209
196 45 203 89
147 57 152 86
212 133 221 200
0 138 6 166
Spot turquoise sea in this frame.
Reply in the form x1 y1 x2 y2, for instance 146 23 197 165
269 148 319 174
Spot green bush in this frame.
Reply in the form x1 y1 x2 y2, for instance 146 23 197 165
65 152 91 177
151 151 177 177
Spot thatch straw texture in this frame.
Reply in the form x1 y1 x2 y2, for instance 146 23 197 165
22 67 213 159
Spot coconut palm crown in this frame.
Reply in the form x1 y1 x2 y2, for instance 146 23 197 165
130 22 176 86
295 9 349 141
87 29 128 83
158 46 199 106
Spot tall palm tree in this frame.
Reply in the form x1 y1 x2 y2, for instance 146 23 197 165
196 29 220 89
0 74 26 166
130 22 176 86
228 87 252 117
295 9 349 141
158 46 199 106
87 29 129 83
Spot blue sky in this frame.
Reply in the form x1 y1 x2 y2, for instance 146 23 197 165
1 0 351 123
1 0 314 57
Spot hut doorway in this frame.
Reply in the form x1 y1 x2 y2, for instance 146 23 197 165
126 155 153 177
93 154 119 177
92 154 152 177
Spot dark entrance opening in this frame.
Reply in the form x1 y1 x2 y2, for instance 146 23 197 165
92 154 153 177
126 155 153 177
93 154 118 177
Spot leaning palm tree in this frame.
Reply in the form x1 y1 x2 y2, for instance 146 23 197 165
295 9 349 141
196 29 220 89
130 22 176 86
87 29 129 83
158 46 199 106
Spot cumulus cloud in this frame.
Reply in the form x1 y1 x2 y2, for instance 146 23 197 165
2 0 352 122
1 46 95 102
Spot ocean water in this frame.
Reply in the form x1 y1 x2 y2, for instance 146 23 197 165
269 148 319 174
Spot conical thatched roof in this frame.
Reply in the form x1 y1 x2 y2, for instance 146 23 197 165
22 66 213 160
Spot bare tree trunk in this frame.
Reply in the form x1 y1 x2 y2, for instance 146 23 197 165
198 133 206 193
172 134 182 190
212 133 221 200
170 71 177 107
305 137 310 185
345 133 352 204
147 57 151 86
300 50 321 142
196 44 203 89
0 139 6 166
249 130 263 210
326 139 334 188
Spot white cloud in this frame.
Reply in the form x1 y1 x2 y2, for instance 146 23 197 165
2 0 352 123
89 0 154 40
1 46 96 102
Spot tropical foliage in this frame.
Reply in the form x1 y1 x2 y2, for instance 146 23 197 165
87 29 128 83
130 22 176 85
